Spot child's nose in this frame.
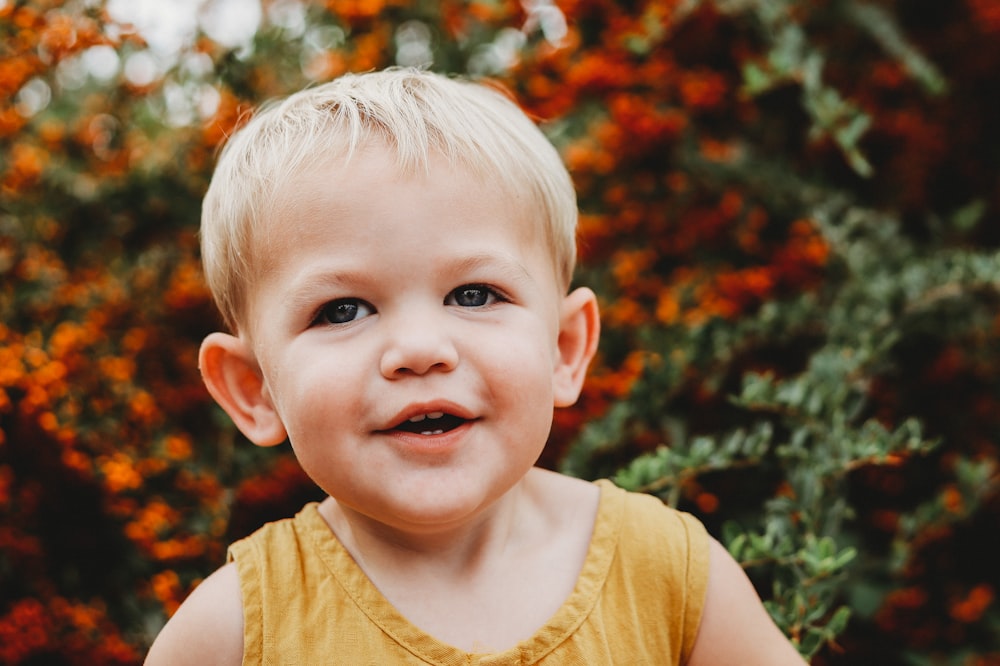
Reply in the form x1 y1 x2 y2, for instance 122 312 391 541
379 312 459 378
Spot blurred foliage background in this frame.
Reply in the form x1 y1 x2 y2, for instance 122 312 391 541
1 0 999 663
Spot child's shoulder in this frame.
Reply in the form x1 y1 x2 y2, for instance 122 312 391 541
143 562 243 666
564 477 807 665
687 536 809 665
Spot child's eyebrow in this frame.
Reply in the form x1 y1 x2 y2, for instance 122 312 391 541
447 252 537 285
283 269 373 309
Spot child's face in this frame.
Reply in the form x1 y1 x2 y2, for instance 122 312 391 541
238 146 583 531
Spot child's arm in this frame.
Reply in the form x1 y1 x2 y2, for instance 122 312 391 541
144 563 244 666
687 538 809 665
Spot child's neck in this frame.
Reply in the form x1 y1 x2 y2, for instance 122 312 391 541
317 469 600 653
326 477 529 574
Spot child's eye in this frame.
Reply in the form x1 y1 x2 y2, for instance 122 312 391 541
315 298 374 325
446 284 502 308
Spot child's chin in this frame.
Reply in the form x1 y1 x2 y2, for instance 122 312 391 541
364 475 514 529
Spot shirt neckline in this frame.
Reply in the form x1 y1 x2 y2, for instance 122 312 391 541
298 479 624 665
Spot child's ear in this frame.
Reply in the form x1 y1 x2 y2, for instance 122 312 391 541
553 286 601 407
199 332 287 447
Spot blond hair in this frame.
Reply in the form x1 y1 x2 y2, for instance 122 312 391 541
200 68 577 332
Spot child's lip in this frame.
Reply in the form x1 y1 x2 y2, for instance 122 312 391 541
379 401 477 432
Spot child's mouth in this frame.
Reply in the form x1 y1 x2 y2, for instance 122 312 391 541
392 412 467 435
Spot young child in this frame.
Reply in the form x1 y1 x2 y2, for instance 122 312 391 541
146 68 806 665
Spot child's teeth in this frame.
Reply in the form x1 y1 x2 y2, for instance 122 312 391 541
409 412 444 423
421 429 444 435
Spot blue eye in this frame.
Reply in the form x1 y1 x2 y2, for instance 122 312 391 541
316 299 374 324
447 285 500 307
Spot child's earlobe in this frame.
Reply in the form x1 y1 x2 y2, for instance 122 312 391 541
553 287 601 407
199 332 288 447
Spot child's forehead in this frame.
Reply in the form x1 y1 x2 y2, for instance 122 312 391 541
255 145 549 261
268 143 530 221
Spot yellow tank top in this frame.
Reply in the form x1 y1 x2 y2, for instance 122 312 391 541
228 479 709 665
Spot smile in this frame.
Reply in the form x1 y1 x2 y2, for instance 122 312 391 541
393 412 468 436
